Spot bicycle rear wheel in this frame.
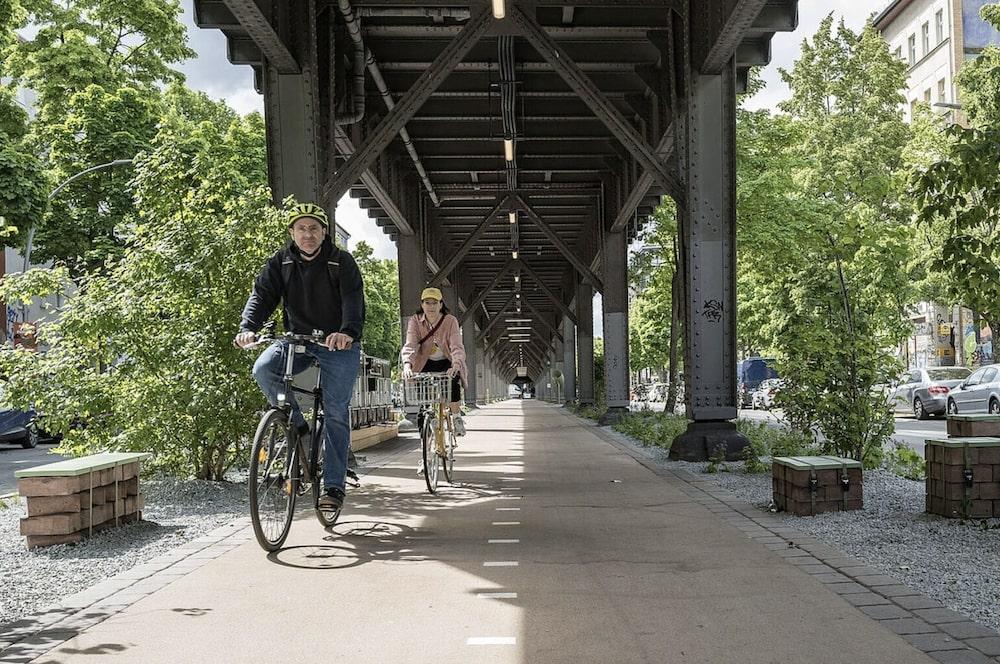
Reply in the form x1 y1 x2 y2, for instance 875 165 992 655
249 409 297 551
421 412 439 493
312 422 340 527
442 417 456 483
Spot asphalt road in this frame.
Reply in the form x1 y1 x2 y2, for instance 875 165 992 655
632 401 947 457
0 443 67 495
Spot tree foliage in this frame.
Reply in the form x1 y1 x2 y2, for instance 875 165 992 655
0 104 277 480
0 85 48 244
352 240 400 367
738 17 915 465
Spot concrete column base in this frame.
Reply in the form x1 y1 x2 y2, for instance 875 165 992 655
598 406 628 425
669 421 749 462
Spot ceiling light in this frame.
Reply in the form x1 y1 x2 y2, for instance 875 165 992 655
504 138 515 162
516 293 520 299
512 250 518 259
507 318 531 322
510 326 531 330
492 0 506 19
514 274 520 282
509 211 517 224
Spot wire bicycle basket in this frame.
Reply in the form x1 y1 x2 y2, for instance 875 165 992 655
402 373 451 407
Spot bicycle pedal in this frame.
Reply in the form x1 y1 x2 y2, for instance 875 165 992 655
346 469 359 482
347 479 360 488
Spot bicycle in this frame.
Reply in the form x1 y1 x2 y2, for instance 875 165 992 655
403 372 459 494
244 332 359 551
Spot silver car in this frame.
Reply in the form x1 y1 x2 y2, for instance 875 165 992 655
892 367 971 419
946 364 1000 415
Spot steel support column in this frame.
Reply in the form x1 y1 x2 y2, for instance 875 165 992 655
397 232 425 344
263 68 320 205
577 282 595 405
563 315 577 404
462 316 478 408
553 334 565 405
599 230 630 424
670 59 748 462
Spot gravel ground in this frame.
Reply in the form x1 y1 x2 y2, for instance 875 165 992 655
0 477 247 626
616 437 1000 632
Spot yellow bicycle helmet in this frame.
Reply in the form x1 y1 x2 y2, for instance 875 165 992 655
287 203 329 228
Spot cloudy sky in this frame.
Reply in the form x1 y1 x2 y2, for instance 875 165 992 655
175 1 880 263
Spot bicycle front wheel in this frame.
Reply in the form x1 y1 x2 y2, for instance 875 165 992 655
249 409 297 551
421 413 439 493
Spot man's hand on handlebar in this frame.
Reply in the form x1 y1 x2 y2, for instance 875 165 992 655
233 331 257 349
324 332 354 351
402 365 414 379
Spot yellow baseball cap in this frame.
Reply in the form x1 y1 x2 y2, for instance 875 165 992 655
421 287 443 301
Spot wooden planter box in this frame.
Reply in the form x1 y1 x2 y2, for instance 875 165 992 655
947 414 1000 438
772 456 863 516
925 437 1000 519
16 452 151 549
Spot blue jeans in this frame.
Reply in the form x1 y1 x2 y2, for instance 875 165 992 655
252 341 360 491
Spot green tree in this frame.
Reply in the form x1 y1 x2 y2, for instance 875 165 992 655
36 84 158 270
738 17 915 465
0 85 48 244
352 241 401 366
0 106 277 480
3 0 193 122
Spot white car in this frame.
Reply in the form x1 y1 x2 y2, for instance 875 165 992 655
751 379 783 410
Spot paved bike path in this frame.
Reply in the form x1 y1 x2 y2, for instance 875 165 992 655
11 401 951 663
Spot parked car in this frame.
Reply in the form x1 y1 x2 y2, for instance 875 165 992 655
946 364 1000 415
737 357 778 407
0 386 60 449
891 366 971 419
751 378 783 410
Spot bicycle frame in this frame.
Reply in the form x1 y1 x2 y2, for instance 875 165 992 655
275 341 324 488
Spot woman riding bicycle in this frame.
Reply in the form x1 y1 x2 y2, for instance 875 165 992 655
401 287 467 436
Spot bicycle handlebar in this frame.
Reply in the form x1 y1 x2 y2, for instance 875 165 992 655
241 332 330 350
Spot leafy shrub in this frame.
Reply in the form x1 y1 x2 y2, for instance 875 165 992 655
736 418 818 474
885 442 925 480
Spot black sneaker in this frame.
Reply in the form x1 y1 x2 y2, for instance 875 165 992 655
318 486 345 511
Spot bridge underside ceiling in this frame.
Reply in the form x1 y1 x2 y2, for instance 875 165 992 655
195 0 798 382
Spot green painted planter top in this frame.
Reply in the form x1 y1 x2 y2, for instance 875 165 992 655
924 437 1000 448
947 414 1000 422
15 452 152 478
772 455 862 470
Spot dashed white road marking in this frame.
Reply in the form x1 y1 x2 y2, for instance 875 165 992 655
467 637 517 645
495 507 521 511
492 521 521 526
483 561 519 567
477 592 518 599
488 539 520 544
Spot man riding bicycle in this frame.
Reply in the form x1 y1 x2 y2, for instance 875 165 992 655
234 203 365 512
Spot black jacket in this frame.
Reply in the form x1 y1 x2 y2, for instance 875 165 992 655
240 237 365 340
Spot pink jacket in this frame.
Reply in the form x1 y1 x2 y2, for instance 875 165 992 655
401 313 468 387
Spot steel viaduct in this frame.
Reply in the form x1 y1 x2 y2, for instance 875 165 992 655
194 0 798 460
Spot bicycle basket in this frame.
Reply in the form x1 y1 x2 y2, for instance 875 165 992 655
402 374 451 406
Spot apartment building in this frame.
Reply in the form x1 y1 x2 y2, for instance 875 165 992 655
876 0 997 368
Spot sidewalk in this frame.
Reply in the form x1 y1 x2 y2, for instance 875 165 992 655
2 401 994 663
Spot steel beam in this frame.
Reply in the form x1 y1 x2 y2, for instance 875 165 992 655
323 5 492 202
514 195 604 292
430 194 515 286
334 128 413 235
521 298 564 343
610 125 673 232
510 4 682 199
516 258 577 325
223 0 299 73
459 258 516 325
700 0 769 74
477 292 519 343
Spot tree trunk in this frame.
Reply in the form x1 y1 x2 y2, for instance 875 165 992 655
666 263 681 414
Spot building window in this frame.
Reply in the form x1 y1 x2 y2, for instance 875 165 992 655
908 34 916 64
922 22 930 54
910 99 919 117
936 9 944 43
924 88 932 103
938 78 946 103
895 46 903 60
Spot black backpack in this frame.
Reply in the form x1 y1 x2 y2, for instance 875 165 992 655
280 247 341 291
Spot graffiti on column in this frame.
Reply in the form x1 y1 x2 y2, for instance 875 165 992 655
6 305 19 342
701 299 723 323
